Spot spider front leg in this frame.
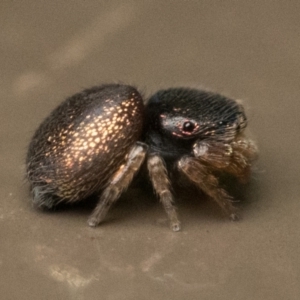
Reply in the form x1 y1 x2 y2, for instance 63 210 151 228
225 136 258 183
147 154 181 232
88 142 147 227
193 136 258 183
177 156 239 221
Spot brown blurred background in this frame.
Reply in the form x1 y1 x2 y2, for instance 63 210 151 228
1 1 299 299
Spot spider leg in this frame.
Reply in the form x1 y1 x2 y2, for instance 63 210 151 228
224 137 258 183
147 154 181 231
178 156 239 220
88 142 147 227
193 136 258 183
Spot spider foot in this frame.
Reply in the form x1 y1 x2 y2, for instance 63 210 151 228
171 221 181 232
229 212 240 221
87 216 101 227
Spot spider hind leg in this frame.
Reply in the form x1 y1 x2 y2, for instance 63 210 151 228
31 185 59 209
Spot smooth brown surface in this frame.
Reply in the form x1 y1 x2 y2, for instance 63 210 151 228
1 1 299 299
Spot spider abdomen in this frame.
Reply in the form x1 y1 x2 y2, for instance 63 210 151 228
26 84 144 207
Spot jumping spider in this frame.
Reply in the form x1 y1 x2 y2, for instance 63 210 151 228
26 84 258 231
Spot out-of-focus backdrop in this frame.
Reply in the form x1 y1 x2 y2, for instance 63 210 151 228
1 1 299 299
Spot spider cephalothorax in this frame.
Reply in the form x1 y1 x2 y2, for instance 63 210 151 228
26 84 257 231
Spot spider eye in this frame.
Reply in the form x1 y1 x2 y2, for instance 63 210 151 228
182 121 196 133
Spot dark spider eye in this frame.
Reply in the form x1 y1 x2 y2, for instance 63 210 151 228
182 121 195 133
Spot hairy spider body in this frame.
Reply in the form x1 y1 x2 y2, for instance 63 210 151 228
26 84 257 231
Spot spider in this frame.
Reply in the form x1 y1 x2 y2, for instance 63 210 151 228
26 84 257 231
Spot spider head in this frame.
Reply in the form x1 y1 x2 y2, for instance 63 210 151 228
145 87 247 158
